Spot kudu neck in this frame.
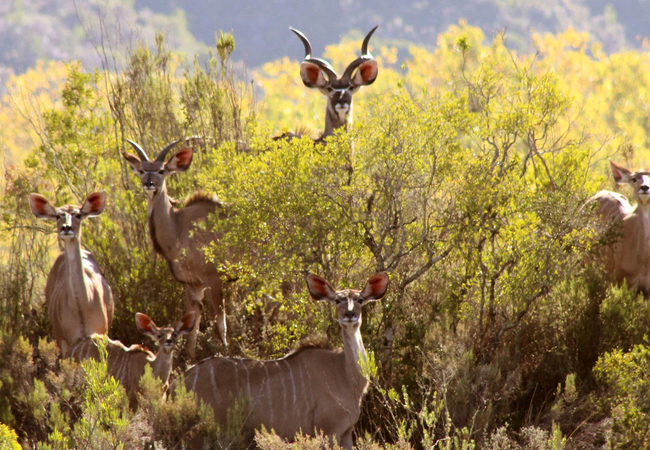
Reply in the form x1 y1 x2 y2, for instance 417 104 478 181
61 235 90 301
341 323 369 392
323 103 351 139
636 199 650 216
149 349 173 385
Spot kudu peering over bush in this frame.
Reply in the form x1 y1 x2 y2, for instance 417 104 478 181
183 272 389 449
70 311 195 408
122 139 228 355
29 192 114 358
278 25 379 143
591 160 650 296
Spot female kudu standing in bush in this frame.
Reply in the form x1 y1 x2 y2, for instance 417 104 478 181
184 272 389 449
29 192 114 358
591 160 650 296
70 311 195 408
122 140 228 355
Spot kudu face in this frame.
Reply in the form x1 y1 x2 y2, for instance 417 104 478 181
29 192 106 241
611 160 650 205
122 140 193 200
306 272 389 331
135 311 196 354
291 26 379 132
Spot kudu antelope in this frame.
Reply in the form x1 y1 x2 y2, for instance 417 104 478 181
184 272 389 449
122 139 228 354
590 160 650 295
29 192 114 358
279 26 378 143
71 311 196 407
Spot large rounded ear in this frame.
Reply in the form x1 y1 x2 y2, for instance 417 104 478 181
352 60 378 87
164 147 193 172
135 313 158 336
299 61 330 89
122 152 143 174
175 311 197 335
360 272 389 303
306 273 337 302
610 160 631 184
81 192 106 217
29 193 57 219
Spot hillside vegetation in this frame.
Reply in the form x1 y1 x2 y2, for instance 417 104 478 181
1 22 650 449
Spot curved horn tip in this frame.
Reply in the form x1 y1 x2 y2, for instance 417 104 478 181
155 139 183 162
362 25 379 56
124 139 149 161
290 27 312 59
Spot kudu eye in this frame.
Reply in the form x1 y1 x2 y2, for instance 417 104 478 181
158 170 165 174
632 177 638 182
75 213 82 219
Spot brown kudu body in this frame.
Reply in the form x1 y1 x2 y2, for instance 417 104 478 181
277 26 379 143
29 192 114 358
122 140 228 355
70 312 195 408
591 160 650 296
184 273 389 449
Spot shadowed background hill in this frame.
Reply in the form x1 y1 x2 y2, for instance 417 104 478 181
1 0 649 76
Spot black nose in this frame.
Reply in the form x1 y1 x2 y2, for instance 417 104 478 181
61 225 72 232
642 185 649 193
166 339 173 345
344 310 355 319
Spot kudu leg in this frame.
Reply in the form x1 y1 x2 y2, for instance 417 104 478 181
204 277 227 349
185 287 205 359
339 429 353 450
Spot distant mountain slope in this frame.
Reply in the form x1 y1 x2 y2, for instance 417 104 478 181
1 0 648 76
0 0 206 77
134 0 641 66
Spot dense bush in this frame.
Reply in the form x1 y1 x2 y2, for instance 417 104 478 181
0 22 648 449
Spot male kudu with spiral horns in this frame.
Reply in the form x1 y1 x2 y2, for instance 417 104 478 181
122 139 228 356
279 25 379 142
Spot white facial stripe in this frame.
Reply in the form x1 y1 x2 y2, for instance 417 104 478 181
64 213 72 227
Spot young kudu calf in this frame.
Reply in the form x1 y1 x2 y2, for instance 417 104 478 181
280 26 378 143
71 311 196 408
29 192 114 358
122 139 228 355
184 272 389 449
591 160 650 296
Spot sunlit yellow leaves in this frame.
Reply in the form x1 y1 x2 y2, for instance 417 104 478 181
0 60 69 165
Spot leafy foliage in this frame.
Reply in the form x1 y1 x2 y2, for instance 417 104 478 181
1 22 649 449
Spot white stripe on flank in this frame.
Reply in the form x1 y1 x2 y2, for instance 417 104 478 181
238 358 252 399
276 361 287 410
228 359 240 395
305 366 314 404
283 360 297 405
297 363 306 413
117 353 128 384
192 366 199 392
209 364 221 404
263 364 273 423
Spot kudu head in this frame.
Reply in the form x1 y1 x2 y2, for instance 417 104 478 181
291 26 379 134
611 160 650 205
122 140 193 200
306 272 389 331
29 192 106 242
135 311 196 355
